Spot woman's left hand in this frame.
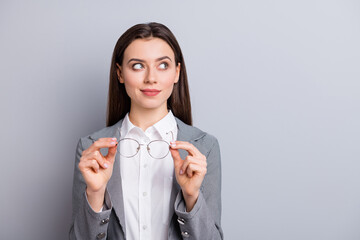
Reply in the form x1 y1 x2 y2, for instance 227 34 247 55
170 141 207 211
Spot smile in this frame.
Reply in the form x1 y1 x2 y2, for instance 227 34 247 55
141 89 161 96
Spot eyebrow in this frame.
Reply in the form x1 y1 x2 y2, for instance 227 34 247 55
127 56 172 64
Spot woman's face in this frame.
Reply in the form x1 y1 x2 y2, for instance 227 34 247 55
117 37 180 113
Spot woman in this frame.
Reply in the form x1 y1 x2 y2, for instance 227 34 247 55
69 22 223 240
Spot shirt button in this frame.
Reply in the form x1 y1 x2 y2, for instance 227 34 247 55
142 225 147 230
143 164 147 168
143 192 147 197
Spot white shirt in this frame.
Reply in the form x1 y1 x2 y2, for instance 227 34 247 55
119 111 178 240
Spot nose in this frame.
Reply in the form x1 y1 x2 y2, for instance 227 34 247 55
144 67 157 84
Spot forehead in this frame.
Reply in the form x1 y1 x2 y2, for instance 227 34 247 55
123 37 175 61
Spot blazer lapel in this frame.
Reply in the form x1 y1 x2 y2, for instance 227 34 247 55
106 120 127 236
171 119 185 197
170 117 207 207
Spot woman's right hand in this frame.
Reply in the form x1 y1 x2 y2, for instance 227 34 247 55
78 137 118 211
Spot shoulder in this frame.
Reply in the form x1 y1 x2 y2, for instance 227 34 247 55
78 119 124 150
175 117 219 155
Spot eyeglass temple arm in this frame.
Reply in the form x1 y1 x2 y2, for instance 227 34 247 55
166 131 174 142
115 129 174 143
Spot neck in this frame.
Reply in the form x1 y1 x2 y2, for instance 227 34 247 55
128 105 169 131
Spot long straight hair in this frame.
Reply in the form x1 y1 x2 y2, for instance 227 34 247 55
106 22 192 127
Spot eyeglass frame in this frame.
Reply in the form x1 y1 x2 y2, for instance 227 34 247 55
116 130 175 159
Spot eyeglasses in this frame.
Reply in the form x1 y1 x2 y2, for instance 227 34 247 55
117 130 174 159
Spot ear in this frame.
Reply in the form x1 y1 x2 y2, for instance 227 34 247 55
116 63 124 83
174 63 180 83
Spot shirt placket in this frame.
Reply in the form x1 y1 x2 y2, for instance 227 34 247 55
138 137 151 240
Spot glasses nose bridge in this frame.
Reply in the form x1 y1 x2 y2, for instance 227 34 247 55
119 138 170 159
138 143 148 150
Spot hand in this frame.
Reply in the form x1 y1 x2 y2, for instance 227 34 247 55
78 137 118 211
170 141 207 211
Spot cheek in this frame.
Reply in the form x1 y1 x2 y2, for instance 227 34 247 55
159 73 177 97
122 72 141 90
163 78 175 88
162 80 175 98
160 71 178 86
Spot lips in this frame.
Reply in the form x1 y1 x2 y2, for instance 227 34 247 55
141 89 161 96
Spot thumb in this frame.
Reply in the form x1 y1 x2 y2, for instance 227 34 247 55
170 148 183 170
106 146 117 164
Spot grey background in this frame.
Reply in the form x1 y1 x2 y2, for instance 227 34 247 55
1 0 359 239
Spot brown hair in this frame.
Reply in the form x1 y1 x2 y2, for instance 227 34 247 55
106 22 192 127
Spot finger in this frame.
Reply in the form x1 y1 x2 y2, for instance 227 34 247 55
185 163 206 178
170 148 183 169
106 145 117 163
83 137 117 155
170 141 202 157
180 155 196 175
184 154 207 166
80 159 100 173
84 151 109 169
86 137 118 153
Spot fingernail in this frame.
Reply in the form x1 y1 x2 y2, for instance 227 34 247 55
110 141 116 145
180 169 184 175
104 163 109 169
170 141 176 147
112 137 117 141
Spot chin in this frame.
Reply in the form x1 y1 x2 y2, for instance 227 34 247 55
135 101 167 111
142 104 166 110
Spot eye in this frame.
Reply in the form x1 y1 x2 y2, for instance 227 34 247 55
132 63 144 70
159 62 168 70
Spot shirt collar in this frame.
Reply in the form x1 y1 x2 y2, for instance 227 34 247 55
120 110 177 141
119 113 133 138
152 110 177 141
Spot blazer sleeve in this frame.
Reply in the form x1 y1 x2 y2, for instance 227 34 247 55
174 136 224 239
69 138 113 240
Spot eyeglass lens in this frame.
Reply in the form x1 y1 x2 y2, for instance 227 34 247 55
118 139 170 159
118 138 139 158
148 140 170 159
